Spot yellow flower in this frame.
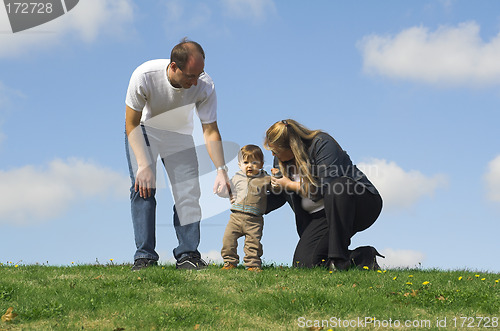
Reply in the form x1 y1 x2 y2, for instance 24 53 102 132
393 276 397 280
110 259 114 262
408 275 413 278
495 279 499 283
422 281 430 285
329 271 333 274
406 282 413 285
481 278 486 281
14 265 18 268
475 274 480 278
377 270 382 273
363 266 369 270
458 276 463 280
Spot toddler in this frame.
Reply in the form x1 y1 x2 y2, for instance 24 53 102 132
221 145 270 271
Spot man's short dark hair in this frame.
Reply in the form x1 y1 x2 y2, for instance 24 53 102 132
171 37 205 70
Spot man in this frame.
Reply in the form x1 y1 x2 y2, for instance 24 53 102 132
125 39 229 271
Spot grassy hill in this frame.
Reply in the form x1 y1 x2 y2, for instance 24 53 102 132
0 263 498 330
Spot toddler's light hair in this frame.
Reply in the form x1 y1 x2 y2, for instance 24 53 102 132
238 144 264 165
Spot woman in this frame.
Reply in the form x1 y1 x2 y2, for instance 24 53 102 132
265 119 383 270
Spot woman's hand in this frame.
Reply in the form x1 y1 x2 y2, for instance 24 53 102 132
271 168 301 193
271 175 289 188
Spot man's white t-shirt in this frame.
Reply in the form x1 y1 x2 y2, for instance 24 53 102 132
125 59 217 135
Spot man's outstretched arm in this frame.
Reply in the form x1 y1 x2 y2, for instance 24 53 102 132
202 121 230 196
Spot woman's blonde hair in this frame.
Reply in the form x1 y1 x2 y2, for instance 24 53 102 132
264 119 322 196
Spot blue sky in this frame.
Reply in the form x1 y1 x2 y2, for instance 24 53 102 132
1 0 499 272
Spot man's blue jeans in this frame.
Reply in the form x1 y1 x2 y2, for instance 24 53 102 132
125 125 202 262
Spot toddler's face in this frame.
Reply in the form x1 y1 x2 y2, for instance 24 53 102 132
239 158 263 176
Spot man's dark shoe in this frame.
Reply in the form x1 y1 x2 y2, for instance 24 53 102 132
176 255 208 270
131 258 158 271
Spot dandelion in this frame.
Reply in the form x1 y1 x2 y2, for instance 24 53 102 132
110 259 114 262
406 282 413 285
393 276 397 280
475 274 480 278
377 270 382 273
363 266 369 270
458 276 463 280
422 281 430 285
408 275 413 278
481 278 486 281
14 265 18 268
495 279 499 283
329 271 333 274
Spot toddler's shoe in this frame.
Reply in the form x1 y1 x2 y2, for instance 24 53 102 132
221 262 237 270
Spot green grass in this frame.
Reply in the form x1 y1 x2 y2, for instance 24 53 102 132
0 263 498 330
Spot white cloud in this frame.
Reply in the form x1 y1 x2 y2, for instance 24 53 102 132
0 158 129 225
221 0 277 22
202 250 224 264
358 158 448 211
484 155 500 202
62 0 134 42
163 248 425 269
158 251 223 265
358 21 500 87
0 0 134 58
379 248 425 269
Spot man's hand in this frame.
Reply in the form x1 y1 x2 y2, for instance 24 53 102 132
135 166 155 198
213 170 230 197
